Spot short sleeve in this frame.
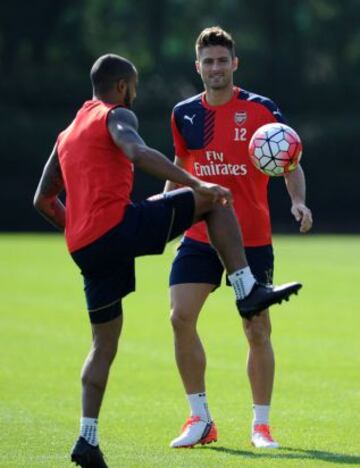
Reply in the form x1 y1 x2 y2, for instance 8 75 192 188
171 111 190 158
262 98 286 124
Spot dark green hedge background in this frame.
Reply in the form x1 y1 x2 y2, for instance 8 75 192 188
2 0 359 232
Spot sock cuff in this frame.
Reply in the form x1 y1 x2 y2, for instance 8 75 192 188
252 404 270 426
80 417 98 425
228 266 251 280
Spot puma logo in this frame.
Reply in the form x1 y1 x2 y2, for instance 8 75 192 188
184 114 196 124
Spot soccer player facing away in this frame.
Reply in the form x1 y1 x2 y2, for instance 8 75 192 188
165 27 313 449
34 54 301 467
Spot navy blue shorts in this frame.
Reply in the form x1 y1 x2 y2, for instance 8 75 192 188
170 237 274 287
71 188 194 324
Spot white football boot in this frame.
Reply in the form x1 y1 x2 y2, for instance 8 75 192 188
170 416 217 448
251 424 279 448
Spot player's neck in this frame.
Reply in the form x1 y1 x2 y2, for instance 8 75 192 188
92 93 124 106
204 85 234 106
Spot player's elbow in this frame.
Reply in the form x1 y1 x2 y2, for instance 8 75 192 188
33 192 50 216
33 190 41 211
285 164 302 179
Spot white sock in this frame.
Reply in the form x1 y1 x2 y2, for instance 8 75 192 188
80 417 99 446
252 404 270 428
187 393 211 422
228 267 256 299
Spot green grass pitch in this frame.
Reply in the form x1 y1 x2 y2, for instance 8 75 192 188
1 234 359 467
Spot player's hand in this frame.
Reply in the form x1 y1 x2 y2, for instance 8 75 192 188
291 203 313 233
194 181 233 205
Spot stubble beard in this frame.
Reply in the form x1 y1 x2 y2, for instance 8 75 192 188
124 88 133 108
206 74 232 91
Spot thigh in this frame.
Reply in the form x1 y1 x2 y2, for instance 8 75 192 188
242 308 272 337
109 188 195 258
72 243 135 322
73 189 195 269
162 188 195 241
170 283 215 321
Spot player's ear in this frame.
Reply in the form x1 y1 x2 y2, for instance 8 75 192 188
232 56 239 72
116 79 127 94
195 60 201 75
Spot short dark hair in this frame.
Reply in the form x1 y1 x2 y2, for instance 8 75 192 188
195 26 235 58
90 54 136 95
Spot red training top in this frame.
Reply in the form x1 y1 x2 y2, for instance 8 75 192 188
57 100 133 252
171 87 285 247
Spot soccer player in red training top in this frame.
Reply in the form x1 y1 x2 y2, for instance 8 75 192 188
165 27 313 449
34 54 301 467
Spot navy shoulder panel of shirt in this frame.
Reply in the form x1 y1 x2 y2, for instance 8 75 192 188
173 93 216 150
238 88 286 123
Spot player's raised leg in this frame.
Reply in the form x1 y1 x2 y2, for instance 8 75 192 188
190 191 302 319
169 283 218 448
71 311 123 467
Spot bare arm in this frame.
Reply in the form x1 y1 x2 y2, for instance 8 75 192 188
164 156 184 192
107 107 232 203
33 145 65 231
284 165 313 233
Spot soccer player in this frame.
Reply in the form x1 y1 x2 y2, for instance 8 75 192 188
165 27 313 449
34 54 301 467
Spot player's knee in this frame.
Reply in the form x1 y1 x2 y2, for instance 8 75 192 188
244 317 271 347
192 191 212 215
194 193 229 219
170 306 196 332
101 342 119 364
93 339 119 365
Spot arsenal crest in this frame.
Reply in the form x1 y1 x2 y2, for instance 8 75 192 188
234 111 247 126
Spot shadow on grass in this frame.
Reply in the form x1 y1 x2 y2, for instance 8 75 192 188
203 446 360 464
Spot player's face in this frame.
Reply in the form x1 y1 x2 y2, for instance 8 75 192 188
196 46 238 90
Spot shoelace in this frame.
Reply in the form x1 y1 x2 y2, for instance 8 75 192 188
182 415 202 431
254 424 274 441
